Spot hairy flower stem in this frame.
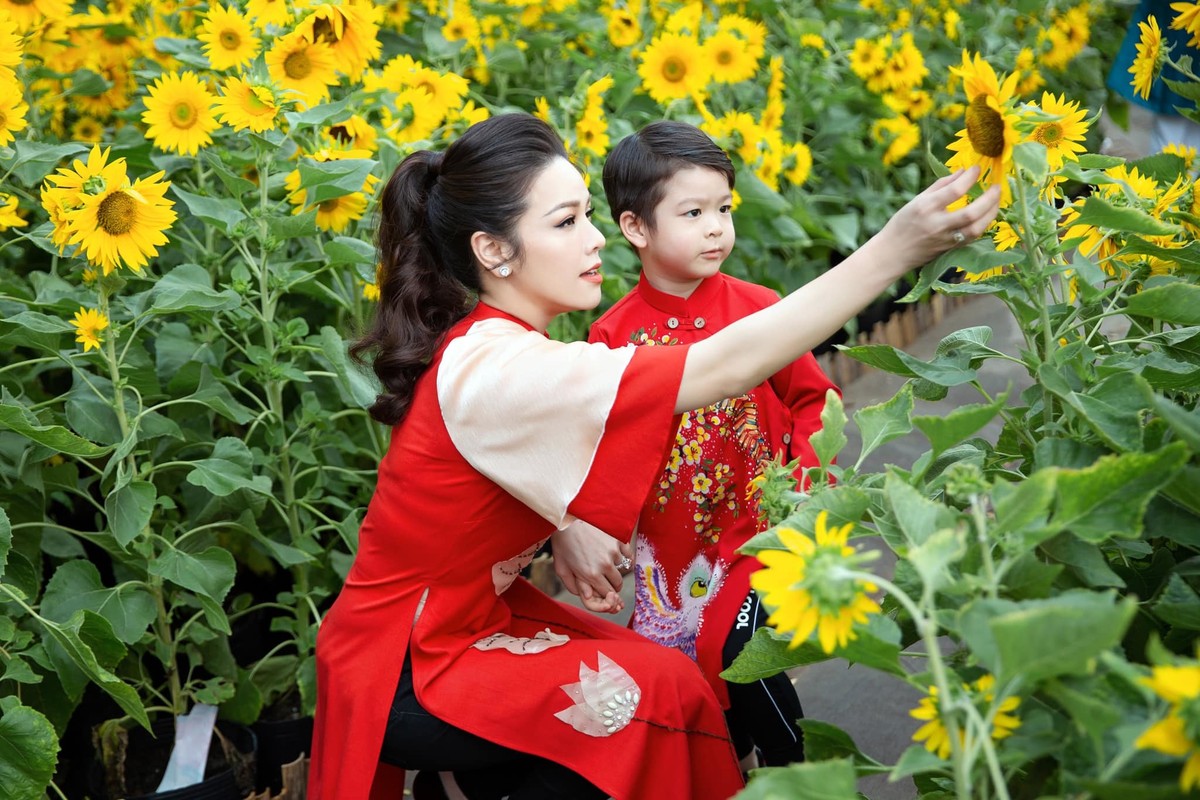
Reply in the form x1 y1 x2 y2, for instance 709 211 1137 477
970 495 999 600
1012 175 1057 436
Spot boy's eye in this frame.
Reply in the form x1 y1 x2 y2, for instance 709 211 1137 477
684 209 701 218
720 205 732 214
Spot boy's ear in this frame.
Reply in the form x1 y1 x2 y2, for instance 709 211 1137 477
618 210 650 250
470 230 512 272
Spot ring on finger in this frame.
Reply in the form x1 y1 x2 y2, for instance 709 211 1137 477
616 556 632 570
951 229 967 246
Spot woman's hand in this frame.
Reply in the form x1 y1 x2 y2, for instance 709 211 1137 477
551 520 632 615
876 165 1003 274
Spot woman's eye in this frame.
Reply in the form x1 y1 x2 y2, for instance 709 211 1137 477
557 216 576 228
720 205 732 214
684 209 701 218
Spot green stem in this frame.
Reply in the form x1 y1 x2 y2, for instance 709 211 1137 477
971 496 999 600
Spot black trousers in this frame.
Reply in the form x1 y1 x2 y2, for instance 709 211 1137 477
721 589 807 766
380 653 608 800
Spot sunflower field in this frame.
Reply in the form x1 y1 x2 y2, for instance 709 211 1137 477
1 0 1198 797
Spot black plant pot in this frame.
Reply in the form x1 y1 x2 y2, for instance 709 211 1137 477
251 714 313 794
89 718 256 800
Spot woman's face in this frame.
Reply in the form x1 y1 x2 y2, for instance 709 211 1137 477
495 156 606 331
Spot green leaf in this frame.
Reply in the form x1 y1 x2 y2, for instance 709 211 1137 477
1116 238 1200 272
1125 282 1200 325
149 263 242 314
150 544 236 604
907 527 966 592
853 384 914 466
721 627 831 683
741 486 872 556
0 697 60 800
959 591 1137 684
808 389 847 469
1052 445 1189 542
281 96 354 129
268 210 319 240
992 470 1061 552
735 758 858 800
65 375 122 446
188 368 256 424
39 561 156 645
324 236 377 266
880 472 958 548
297 158 376 204
105 481 155 547
0 508 9 582
0 403 111 457
186 437 272 497
1066 371 1149 452
1040 535 1126 589
319 326 378 408
3 141 88 186
889 744 947 780
1044 678 1123 741
202 152 257 196
1152 574 1200 630
0 311 74 334
836 343 917 377
795 719 881 766
913 390 1007 458
1071 196 1180 237
169 186 246 232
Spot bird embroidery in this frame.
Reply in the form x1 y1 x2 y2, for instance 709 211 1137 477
631 540 726 660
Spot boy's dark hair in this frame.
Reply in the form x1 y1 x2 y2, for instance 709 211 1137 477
602 120 735 231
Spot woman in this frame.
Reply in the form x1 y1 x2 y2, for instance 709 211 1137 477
308 113 999 800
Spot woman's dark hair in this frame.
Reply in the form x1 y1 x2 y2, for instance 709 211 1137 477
352 113 569 425
602 120 735 232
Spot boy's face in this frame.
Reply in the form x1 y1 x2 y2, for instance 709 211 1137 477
627 165 734 298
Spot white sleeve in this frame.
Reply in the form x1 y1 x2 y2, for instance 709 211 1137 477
437 318 635 528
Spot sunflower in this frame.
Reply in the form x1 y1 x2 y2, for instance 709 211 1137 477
0 192 26 230
71 62 134 117
873 114 921 166
246 0 291 28
442 6 481 45
70 307 108 352
325 113 377 152
0 13 22 70
944 8 961 39
1162 141 1197 169
141 71 219 155
883 34 928 92
293 2 382 76
717 13 766 59
1172 1 1200 47
381 87 441 144
703 29 758 85
0 76 28 146
41 144 119 252
69 116 105 143
68 169 177 274
0 0 70 31
198 4 260 71
606 7 640 48
284 148 379 233
1129 15 1164 100
751 510 882 653
946 52 1021 202
1135 663 1200 793
266 31 340 107
637 32 710 105
67 7 143 67
406 64 470 121
849 36 887 81
213 75 279 133
1014 47 1045 97
1024 92 1090 170
911 674 1022 760
783 141 812 187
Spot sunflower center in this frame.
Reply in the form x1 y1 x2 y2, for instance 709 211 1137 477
219 29 241 50
318 198 341 212
716 48 733 66
1034 122 1063 147
9 0 34 6
171 101 197 129
284 50 313 79
965 94 1006 158
662 56 687 83
97 191 137 235
328 123 351 142
312 17 336 42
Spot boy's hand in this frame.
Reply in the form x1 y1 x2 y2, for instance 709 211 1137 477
551 520 631 615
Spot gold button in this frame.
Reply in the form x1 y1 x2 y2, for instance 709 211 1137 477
666 317 679 329
694 317 706 329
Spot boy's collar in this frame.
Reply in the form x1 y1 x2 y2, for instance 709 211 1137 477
635 272 724 317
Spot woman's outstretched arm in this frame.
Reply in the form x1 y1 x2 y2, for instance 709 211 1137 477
676 167 1001 413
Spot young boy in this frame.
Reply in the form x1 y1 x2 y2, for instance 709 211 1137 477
588 121 839 768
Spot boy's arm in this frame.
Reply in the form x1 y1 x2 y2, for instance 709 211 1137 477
769 354 839 469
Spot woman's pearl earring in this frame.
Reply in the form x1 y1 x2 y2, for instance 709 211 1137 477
497 265 512 278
